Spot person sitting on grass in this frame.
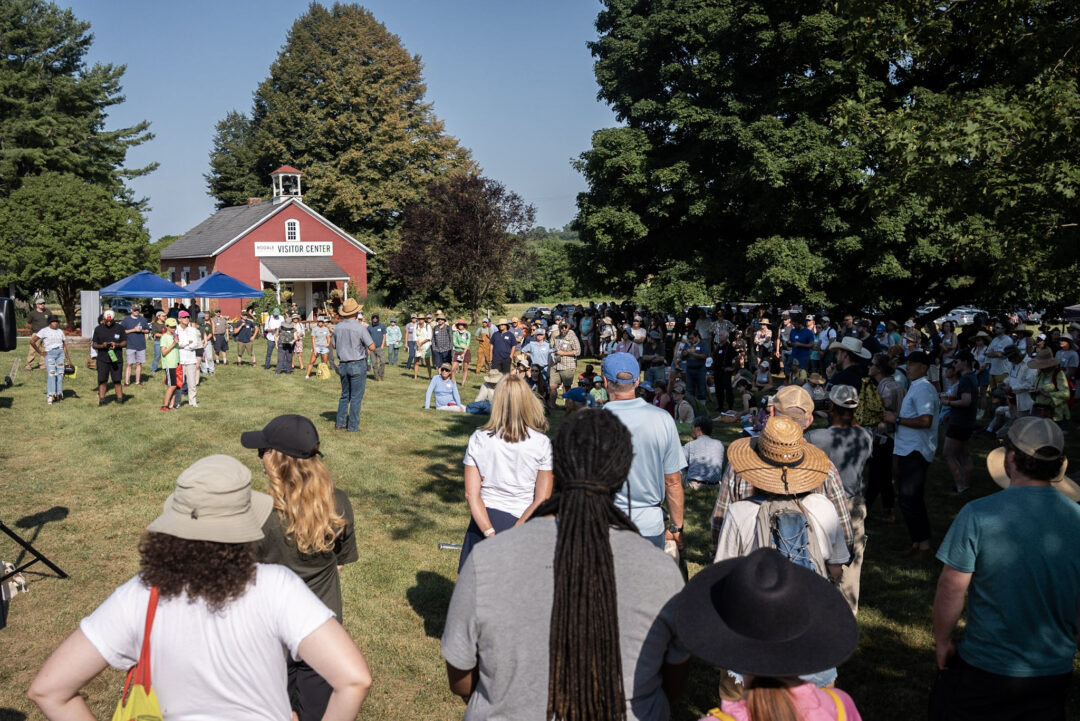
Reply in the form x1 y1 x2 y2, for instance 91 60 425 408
425 363 464 412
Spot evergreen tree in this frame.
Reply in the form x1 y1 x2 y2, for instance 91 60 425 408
205 2 474 285
0 0 156 199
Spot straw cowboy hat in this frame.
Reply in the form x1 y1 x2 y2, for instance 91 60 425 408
673 547 858 677
986 417 1079 502
339 298 362 317
827 336 871 360
726 415 831 494
1027 348 1060 370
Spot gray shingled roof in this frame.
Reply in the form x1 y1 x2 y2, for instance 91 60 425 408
161 203 283 259
260 258 350 281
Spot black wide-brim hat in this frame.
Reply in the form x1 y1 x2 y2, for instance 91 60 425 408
674 548 858 677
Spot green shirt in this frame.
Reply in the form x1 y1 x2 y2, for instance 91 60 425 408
159 331 180 369
453 328 471 353
254 488 358 619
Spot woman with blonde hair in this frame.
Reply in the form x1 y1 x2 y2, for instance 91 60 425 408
458 374 553 571
241 415 358 721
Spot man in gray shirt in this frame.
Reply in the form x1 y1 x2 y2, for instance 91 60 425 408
334 299 375 432
805 384 874 613
683 416 726 489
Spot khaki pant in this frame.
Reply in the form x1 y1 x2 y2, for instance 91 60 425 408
838 494 866 615
25 342 41 369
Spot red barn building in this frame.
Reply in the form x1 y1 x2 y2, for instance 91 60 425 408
160 166 373 318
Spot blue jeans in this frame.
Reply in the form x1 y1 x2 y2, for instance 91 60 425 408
406 340 416 368
643 532 665 549
685 366 707 400
151 339 161 372
336 359 368 430
46 348 65 396
264 339 276 369
388 344 399 366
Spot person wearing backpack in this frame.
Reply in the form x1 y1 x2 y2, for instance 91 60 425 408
275 316 297 374
714 414 850 689
806 386 874 614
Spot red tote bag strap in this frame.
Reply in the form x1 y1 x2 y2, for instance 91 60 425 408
123 586 160 699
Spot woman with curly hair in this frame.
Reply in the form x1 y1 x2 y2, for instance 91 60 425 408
458 374 553 572
442 409 689 720
29 455 370 721
240 414 359 721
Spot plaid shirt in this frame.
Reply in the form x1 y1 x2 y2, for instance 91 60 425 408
711 461 854 552
552 330 580 371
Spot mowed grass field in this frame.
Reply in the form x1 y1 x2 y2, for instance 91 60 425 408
0 312 1077 720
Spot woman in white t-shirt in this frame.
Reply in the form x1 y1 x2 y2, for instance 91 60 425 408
458 374 553 571
29 455 371 721
31 314 71 404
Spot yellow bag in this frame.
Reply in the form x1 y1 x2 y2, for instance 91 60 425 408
112 587 162 721
316 362 332 380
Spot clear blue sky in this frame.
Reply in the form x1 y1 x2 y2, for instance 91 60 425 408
64 0 618 241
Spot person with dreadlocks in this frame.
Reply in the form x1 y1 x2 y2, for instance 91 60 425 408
441 408 690 720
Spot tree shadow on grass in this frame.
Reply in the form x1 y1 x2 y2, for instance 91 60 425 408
406 570 455 638
0 708 28 721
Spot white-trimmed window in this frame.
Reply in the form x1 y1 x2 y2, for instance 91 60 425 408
285 219 300 243
167 267 176 283
181 267 190 286
199 266 208 279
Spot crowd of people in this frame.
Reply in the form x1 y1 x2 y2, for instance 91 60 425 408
20 297 1080 720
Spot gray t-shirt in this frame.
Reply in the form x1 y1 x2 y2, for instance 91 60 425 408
805 426 874 497
441 516 688 721
683 435 726 484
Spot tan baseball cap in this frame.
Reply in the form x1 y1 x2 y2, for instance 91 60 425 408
147 455 268 543
986 417 1078 501
773 385 814 424
827 384 859 409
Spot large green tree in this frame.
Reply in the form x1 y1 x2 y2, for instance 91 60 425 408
0 173 153 328
205 2 474 286
575 0 1080 315
0 0 156 201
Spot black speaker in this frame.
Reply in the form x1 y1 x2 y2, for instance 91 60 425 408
0 298 16 353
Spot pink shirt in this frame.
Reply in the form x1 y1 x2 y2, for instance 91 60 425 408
701 684 862 721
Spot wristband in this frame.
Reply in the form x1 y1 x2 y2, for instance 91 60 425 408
483 528 495 538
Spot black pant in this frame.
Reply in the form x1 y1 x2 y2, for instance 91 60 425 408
896 450 930 543
929 654 1072 721
432 348 451 368
714 369 734 410
865 437 895 512
492 357 511 374
288 658 332 721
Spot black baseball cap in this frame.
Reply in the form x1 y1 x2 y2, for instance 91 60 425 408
906 350 932 366
241 415 323 459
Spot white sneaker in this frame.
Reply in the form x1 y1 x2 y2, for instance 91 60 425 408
47 395 53 405
189 402 199 407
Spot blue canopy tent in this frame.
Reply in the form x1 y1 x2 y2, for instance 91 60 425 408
98 270 193 298
182 271 262 298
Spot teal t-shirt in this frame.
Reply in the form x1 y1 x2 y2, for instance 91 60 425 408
937 485 1080 676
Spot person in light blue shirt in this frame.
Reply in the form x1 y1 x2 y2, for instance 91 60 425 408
385 318 402 367
930 416 1080 720
425 363 464 411
601 353 687 549
520 328 552 382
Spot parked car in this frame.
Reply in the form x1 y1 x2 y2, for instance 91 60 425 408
915 304 941 318
101 296 134 315
522 305 551 320
939 306 986 326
